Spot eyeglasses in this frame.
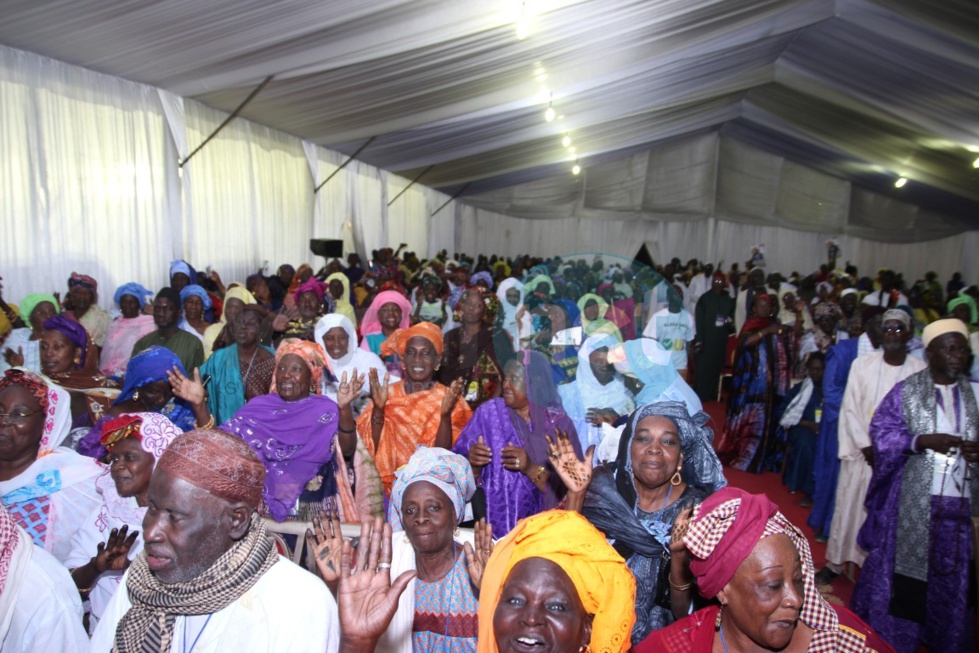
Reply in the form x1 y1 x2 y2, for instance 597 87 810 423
881 325 906 333
0 409 43 424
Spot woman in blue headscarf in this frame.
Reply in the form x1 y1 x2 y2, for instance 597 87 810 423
552 400 726 644
100 283 155 377
77 346 196 459
178 284 212 341
609 338 703 414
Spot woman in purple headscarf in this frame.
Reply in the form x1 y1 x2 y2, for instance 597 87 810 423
452 350 580 537
40 315 118 425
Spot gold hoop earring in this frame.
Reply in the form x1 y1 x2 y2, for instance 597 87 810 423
671 467 683 486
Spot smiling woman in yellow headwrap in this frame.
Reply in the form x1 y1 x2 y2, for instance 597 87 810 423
478 510 636 653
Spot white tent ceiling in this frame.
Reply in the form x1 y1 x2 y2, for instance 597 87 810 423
1 0 977 239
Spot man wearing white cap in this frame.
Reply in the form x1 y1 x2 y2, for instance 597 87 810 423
815 309 926 586
851 318 978 653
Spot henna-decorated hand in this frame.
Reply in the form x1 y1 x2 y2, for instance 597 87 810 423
546 429 593 494
308 510 345 587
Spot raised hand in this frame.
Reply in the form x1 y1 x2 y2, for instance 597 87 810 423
463 518 494 590
338 517 416 649
166 365 206 407
669 505 695 557
336 369 366 411
3 346 24 368
440 377 464 416
368 368 390 410
95 525 139 573
546 429 594 494
467 435 492 471
307 510 345 589
585 407 617 426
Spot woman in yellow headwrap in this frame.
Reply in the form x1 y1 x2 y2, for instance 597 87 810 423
202 285 257 358
478 510 636 653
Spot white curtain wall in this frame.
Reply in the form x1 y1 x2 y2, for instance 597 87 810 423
1 44 976 310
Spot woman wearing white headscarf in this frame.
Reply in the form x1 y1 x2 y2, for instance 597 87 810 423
558 333 636 453
0 370 101 563
496 278 528 350
314 314 398 413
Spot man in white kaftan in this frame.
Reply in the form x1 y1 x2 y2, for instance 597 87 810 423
819 309 925 580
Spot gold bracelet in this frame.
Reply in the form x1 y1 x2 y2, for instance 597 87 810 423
69 566 95 594
531 465 546 484
195 415 215 430
669 578 693 592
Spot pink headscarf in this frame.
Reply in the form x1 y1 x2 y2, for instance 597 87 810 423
359 290 412 337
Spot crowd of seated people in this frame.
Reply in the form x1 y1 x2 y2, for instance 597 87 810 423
0 249 974 652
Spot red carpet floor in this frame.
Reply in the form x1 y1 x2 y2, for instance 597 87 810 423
701 400 856 607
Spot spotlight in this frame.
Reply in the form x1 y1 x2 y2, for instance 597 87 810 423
572 164 581 175
545 106 556 122
562 135 571 147
894 177 907 188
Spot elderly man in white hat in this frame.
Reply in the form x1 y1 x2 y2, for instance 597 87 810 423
815 308 927 587
851 317 978 653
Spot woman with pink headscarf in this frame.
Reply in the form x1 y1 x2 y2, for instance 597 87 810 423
359 290 413 377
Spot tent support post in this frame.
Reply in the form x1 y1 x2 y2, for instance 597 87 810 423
387 165 434 206
431 183 471 217
314 137 376 193
179 75 274 169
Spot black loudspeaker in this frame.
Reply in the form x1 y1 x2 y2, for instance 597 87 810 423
310 239 343 258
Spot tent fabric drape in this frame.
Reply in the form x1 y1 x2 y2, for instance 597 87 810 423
1 42 977 306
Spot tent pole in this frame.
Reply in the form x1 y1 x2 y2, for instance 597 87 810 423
179 75 274 169
431 183 471 217
314 137 376 193
387 165 434 206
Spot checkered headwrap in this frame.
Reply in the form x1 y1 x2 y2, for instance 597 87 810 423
684 488 851 652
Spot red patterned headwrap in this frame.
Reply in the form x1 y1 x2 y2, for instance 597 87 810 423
100 414 144 451
0 369 48 413
69 272 98 292
685 487 779 598
156 429 265 508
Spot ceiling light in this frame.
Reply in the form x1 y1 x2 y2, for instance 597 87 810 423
545 106 555 122
973 157 979 169
894 177 907 188
516 20 529 40
572 164 581 175
562 135 571 147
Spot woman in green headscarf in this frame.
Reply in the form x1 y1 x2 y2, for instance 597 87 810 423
1 293 60 374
